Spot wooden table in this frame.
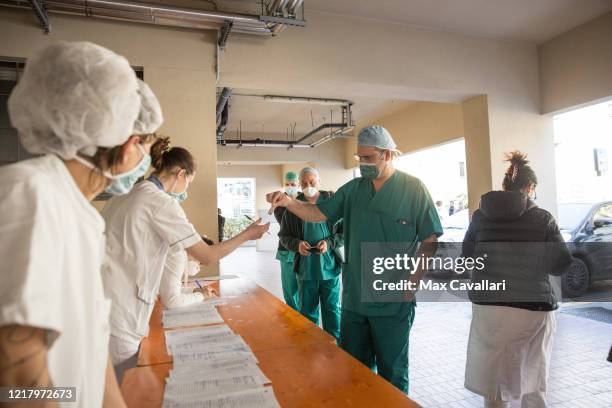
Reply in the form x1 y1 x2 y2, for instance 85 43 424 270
123 277 420 407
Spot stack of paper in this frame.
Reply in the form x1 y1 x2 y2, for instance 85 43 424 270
162 303 224 329
162 325 281 408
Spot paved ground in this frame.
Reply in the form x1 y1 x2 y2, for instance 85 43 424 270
221 247 612 407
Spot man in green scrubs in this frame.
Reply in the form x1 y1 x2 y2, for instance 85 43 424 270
278 167 342 341
273 171 300 311
267 126 442 393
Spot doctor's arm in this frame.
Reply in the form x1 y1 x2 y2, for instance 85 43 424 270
0 325 57 406
186 220 269 266
103 356 127 408
266 192 327 222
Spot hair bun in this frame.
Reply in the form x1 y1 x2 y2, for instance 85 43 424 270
150 136 171 171
505 150 529 166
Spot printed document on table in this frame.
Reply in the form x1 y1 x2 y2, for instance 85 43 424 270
167 362 270 384
173 349 257 366
162 387 280 408
162 306 224 329
165 373 269 399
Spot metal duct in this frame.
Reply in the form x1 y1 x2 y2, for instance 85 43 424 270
0 0 277 35
216 87 232 126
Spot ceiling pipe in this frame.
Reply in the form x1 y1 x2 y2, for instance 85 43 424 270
263 95 351 106
268 0 287 15
285 0 302 16
0 0 277 35
219 139 311 148
293 123 347 145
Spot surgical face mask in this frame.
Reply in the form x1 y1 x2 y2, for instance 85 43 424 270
285 186 298 196
360 163 381 180
169 172 189 202
359 152 387 180
303 186 318 198
75 143 150 196
187 260 200 277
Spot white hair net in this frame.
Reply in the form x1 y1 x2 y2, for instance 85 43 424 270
8 41 140 159
132 79 163 135
299 166 320 180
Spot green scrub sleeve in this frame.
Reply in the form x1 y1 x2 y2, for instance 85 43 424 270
414 180 444 241
316 182 350 224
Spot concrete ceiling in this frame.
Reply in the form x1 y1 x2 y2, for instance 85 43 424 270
306 0 612 44
219 0 612 44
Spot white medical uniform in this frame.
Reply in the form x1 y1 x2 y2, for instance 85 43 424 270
101 180 200 364
0 155 110 407
159 251 204 309
465 304 555 406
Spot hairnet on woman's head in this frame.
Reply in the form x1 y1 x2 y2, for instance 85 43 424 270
132 79 163 136
8 41 141 159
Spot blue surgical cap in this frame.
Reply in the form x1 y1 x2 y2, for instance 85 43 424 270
358 125 397 150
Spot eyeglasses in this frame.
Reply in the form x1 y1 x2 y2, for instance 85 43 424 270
353 151 384 163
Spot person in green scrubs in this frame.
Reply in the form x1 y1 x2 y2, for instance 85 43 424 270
279 167 343 341
266 126 442 393
273 171 300 310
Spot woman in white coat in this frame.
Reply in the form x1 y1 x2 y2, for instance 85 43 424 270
102 137 269 381
160 251 212 309
0 42 158 408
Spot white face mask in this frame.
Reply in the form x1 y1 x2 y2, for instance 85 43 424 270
187 260 200 277
303 186 318 198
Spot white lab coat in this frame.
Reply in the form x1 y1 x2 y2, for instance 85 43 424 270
0 155 110 408
465 304 556 402
159 251 204 309
101 180 201 364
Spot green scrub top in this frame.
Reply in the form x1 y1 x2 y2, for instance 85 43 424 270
317 171 443 316
299 216 340 281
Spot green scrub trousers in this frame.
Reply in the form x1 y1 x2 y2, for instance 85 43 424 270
340 302 415 392
276 250 299 311
316 171 443 393
297 212 341 341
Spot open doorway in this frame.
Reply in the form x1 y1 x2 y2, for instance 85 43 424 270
394 139 469 242
553 99 612 298
216 177 256 245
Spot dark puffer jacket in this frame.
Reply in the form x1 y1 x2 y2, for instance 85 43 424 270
462 191 572 311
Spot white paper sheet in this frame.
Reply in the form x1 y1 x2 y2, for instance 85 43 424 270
162 387 281 408
200 275 240 281
162 305 224 329
173 349 257 366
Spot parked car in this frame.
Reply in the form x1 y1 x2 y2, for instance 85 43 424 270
428 209 470 278
558 202 612 297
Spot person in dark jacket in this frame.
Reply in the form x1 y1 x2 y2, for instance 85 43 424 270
274 171 300 311
279 167 343 341
462 151 572 408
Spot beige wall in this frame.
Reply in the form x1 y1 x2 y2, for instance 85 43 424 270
539 12 612 114
217 164 282 212
222 10 558 214
345 102 465 167
348 100 492 214
0 8 220 274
